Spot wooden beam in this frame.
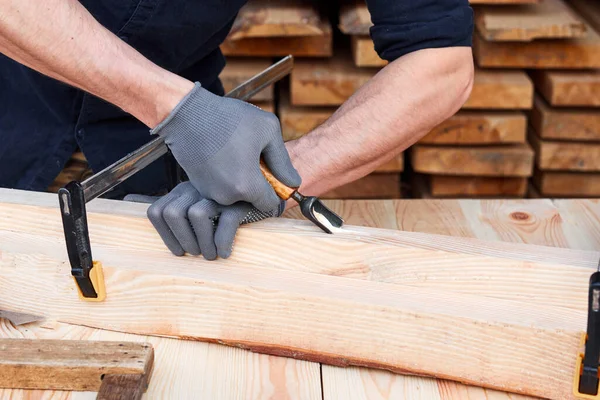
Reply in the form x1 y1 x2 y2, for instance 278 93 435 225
420 111 527 145
530 95 600 141
339 1 371 35
411 145 534 177
428 176 528 197
0 339 153 393
529 129 600 171
221 31 332 57
0 192 591 399
221 58 274 102
530 70 600 107
351 36 387 67
291 55 377 106
228 0 327 40
321 173 402 199
463 68 533 110
533 168 600 197
475 0 587 42
473 26 600 68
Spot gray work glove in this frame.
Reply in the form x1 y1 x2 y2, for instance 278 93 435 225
126 182 283 260
152 83 301 213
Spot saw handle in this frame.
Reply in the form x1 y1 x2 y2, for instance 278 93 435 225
259 160 297 200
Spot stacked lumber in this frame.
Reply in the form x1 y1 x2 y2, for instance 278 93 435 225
528 0 600 197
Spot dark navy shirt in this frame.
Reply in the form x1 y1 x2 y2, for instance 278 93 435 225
0 0 472 197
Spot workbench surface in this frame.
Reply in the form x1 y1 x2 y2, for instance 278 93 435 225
2 197 597 399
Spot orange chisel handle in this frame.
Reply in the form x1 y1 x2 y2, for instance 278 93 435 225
259 159 297 200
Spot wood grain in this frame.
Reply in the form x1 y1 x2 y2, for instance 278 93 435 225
420 111 527 144
411 145 534 177
464 68 533 109
228 0 326 40
351 36 387 67
429 175 528 197
339 0 371 35
0 339 153 392
531 70 600 107
291 55 377 106
0 191 594 400
533 168 600 197
530 96 600 141
221 58 274 101
279 90 335 141
221 25 332 57
473 26 600 68
322 173 401 199
529 129 600 171
475 0 587 41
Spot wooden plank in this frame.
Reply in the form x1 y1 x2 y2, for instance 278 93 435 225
533 168 600 197
475 0 587 42
291 55 377 106
0 320 321 400
321 173 401 199
529 129 600 171
420 111 527 144
530 95 600 141
0 339 153 392
97 374 146 400
351 36 387 67
252 101 274 113
221 58 274 102
429 176 528 197
0 197 592 399
48 151 92 193
339 1 371 35
228 0 326 40
473 26 600 68
279 90 335 141
530 70 600 107
221 25 332 57
411 145 534 177
463 68 533 110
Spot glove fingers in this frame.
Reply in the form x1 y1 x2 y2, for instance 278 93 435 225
147 191 186 256
188 199 220 261
262 137 302 188
249 168 284 213
215 204 254 259
163 191 202 256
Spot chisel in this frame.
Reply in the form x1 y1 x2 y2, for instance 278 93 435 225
260 160 344 233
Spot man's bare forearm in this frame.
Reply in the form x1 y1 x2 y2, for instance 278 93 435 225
287 47 474 197
0 0 193 127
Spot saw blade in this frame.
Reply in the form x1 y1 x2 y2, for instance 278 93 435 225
0 310 45 326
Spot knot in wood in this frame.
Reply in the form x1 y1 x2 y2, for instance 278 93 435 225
510 211 530 221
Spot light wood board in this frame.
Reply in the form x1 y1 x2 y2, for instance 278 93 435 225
321 173 402 199
473 25 600 68
529 129 600 171
428 175 528 197
290 55 378 106
411 144 534 177
569 0 600 34
228 0 326 40
533 168 600 197
463 68 533 109
351 36 387 67
530 95 600 141
5 191 600 399
0 193 594 399
531 70 600 107
221 58 274 102
420 111 527 144
475 0 587 42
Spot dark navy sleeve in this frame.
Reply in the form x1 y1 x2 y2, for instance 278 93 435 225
366 0 474 62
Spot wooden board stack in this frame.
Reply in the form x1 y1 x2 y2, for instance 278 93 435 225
47 151 92 193
528 0 600 197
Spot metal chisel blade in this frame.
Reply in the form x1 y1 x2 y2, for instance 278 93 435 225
0 310 45 326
